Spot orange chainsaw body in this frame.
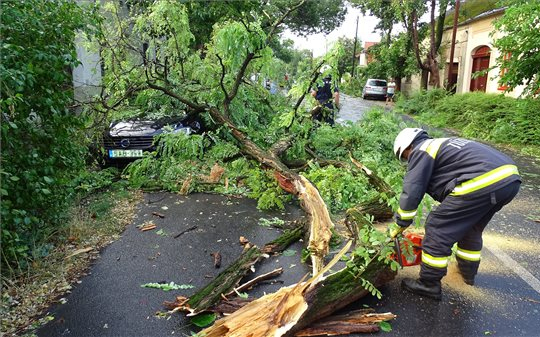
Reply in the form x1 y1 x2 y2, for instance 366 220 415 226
396 232 423 267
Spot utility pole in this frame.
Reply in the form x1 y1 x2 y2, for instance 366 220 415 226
447 0 460 92
351 15 359 78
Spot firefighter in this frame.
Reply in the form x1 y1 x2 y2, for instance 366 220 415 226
388 128 521 300
310 66 339 126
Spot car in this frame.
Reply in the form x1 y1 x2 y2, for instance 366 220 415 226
362 79 388 100
102 114 203 166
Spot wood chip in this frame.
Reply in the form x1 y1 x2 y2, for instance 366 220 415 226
140 224 157 231
239 236 250 245
211 252 222 268
65 247 93 259
152 212 165 218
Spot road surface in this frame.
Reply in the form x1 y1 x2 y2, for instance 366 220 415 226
37 95 540 337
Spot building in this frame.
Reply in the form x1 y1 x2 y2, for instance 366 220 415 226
358 42 378 67
405 7 525 97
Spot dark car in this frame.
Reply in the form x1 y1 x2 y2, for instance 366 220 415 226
102 115 203 165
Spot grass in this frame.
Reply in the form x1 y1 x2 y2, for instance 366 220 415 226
1 186 141 337
395 90 540 159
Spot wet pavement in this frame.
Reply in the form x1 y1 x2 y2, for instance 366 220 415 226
37 95 540 337
336 93 386 124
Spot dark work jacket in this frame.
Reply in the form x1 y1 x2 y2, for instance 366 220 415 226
395 137 521 227
314 79 338 108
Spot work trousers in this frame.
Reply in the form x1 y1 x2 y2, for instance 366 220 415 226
420 180 521 281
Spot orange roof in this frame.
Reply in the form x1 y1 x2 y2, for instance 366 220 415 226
364 42 378 50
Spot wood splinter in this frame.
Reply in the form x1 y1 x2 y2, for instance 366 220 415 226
211 252 222 268
224 267 283 297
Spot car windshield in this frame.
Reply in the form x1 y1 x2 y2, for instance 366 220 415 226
368 80 387 87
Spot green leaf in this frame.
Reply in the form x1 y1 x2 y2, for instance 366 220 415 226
9 176 20 181
44 176 54 183
190 312 217 328
141 282 194 291
282 249 296 257
379 321 392 332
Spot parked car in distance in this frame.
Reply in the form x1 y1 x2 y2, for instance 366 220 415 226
362 79 387 100
102 115 203 166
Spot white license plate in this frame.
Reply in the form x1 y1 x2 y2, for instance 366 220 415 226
109 149 144 158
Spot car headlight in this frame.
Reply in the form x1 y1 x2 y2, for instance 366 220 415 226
172 127 192 135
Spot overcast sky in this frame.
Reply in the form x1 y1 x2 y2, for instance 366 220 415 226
282 6 382 57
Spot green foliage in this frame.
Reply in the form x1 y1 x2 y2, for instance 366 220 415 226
304 163 374 213
73 167 120 195
190 313 217 328
398 90 540 157
344 216 400 298
395 88 449 115
379 321 393 332
141 282 195 291
0 0 99 272
282 0 348 36
246 169 289 210
492 0 540 97
443 0 500 26
258 217 286 227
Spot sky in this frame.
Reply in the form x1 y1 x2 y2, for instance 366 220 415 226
282 6 382 57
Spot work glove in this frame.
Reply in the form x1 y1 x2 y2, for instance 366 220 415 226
387 222 408 239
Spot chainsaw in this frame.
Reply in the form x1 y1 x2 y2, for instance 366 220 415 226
392 232 423 268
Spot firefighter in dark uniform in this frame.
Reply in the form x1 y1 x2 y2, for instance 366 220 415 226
388 128 521 300
310 74 339 126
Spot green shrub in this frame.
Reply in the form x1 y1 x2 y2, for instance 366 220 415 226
1 0 98 273
413 92 540 150
395 88 449 115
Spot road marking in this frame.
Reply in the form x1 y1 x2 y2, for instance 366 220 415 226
485 243 540 294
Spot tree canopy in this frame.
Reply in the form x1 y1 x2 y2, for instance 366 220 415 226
492 0 540 97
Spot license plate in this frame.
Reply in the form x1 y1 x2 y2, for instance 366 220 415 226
109 149 144 158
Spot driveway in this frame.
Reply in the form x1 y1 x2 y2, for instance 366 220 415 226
37 96 540 337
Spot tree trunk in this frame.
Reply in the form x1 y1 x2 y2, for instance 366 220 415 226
429 58 441 88
395 76 402 93
183 224 305 315
199 242 396 337
421 69 429 90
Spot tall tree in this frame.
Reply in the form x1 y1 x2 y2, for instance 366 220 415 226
398 0 450 88
368 32 418 91
334 36 362 78
353 0 450 89
492 0 540 97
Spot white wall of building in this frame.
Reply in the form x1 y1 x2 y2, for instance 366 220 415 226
406 10 525 98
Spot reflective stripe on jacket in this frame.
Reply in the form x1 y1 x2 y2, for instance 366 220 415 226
395 138 520 227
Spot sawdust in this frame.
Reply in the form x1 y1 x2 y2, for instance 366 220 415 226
397 262 510 310
483 232 538 254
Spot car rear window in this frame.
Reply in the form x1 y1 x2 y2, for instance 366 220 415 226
368 80 387 87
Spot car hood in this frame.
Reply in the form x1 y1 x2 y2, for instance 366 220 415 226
108 120 165 137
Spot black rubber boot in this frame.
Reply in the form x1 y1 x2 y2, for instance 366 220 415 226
401 278 442 301
457 259 477 286
459 272 475 286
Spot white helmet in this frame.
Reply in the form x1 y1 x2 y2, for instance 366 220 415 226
393 128 425 160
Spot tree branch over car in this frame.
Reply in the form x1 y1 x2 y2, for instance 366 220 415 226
94 0 400 334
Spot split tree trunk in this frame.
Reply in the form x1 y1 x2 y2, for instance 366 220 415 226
209 107 334 275
199 242 396 337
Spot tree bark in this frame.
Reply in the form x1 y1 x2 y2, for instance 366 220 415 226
199 242 396 337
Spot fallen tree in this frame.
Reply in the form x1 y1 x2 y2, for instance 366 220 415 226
96 1 403 334
198 242 396 337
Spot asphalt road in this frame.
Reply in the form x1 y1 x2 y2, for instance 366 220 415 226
37 96 540 337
